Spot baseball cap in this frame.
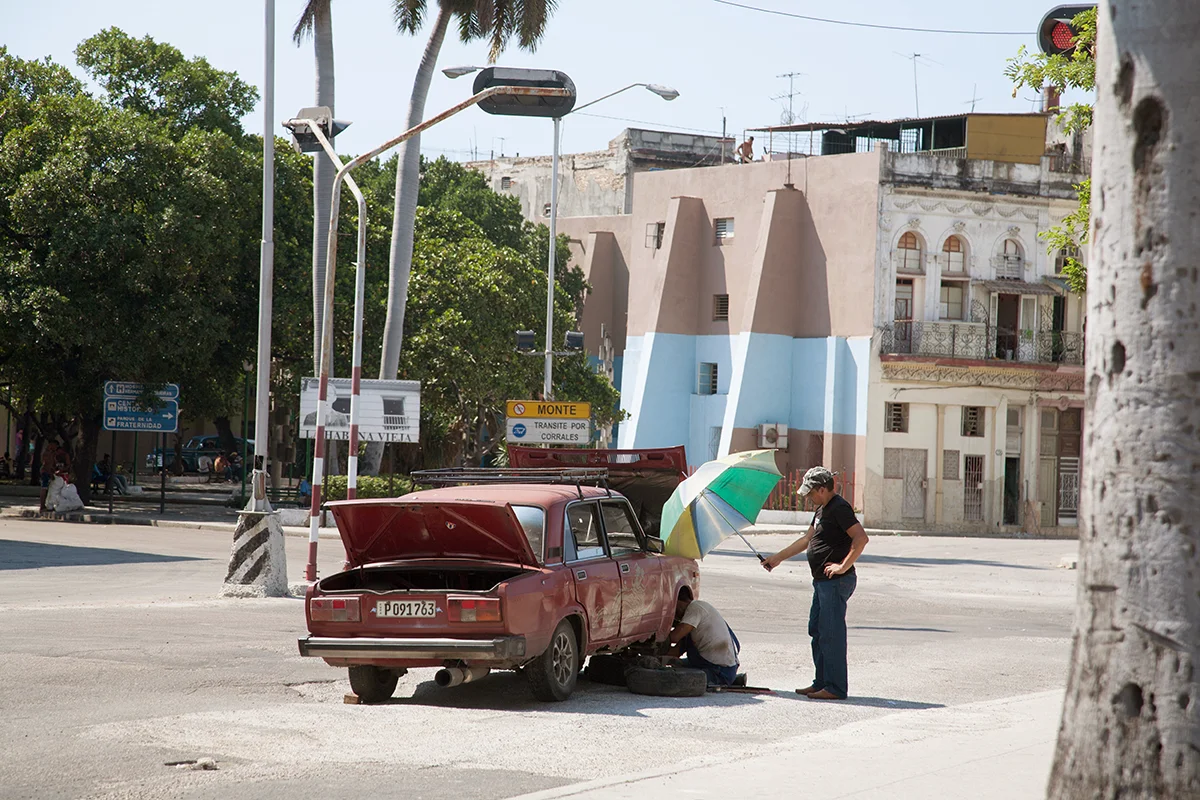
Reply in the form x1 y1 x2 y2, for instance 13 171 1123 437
797 466 835 496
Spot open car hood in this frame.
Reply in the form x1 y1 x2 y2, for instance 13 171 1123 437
327 500 539 568
508 446 687 539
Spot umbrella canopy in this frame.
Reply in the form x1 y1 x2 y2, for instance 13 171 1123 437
660 450 782 559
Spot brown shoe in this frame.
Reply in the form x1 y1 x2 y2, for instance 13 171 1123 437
795 685 822 696
806 689 845 700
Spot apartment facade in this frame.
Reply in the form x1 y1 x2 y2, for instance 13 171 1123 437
493 112 1088 532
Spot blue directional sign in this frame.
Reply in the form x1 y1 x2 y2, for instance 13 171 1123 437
512 423 527 438
104 381 179 400
103 397 179 432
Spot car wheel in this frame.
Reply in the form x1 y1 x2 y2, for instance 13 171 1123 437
625 666 708 698
584 654 631 687
347 665 402 703
527 619 579 702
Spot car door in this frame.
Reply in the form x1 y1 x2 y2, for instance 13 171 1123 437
565 501 622 645
600 499 664 639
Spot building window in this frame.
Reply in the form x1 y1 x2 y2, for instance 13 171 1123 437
942 235 966 273
998 239 1024 279
939 282 964 320
645 221 665 249
500 176 512 190
714 217 734 243
713 294 730 321
894 279 913 321
698 362 719 395
897 231 922 272
542 202 552 218
885 402 908 433
962 406 985 437
1055 245 1080 273
943 450 960 480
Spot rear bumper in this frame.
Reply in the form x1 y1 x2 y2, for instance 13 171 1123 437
297 635 527 661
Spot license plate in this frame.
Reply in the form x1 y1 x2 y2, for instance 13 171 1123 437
376 599 438 618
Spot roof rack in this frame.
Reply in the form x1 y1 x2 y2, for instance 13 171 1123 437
411 467 610 487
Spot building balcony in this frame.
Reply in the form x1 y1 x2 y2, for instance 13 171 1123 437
880 321 1083 366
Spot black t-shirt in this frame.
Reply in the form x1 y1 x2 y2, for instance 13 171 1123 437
807 494 859 581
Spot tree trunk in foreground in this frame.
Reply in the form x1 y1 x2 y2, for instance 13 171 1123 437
1049 1 1200 797
363 6 451 477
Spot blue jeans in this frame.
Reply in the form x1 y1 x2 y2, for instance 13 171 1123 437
680 632 739 687
808 571 857 698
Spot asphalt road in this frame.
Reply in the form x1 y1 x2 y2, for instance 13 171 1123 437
0 519 1078 800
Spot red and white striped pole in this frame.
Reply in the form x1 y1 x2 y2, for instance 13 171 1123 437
300 85 573 582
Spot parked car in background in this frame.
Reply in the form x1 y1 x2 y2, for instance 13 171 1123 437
145 435 253 473
297 452 696 703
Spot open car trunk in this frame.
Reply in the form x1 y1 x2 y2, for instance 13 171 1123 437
317 562 533 593
508 446 687 538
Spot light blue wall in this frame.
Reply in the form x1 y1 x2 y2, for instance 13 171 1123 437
619 332 871 466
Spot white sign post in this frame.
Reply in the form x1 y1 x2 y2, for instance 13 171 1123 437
505 417 591 445
299 377 420 443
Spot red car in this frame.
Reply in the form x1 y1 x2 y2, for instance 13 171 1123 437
297 448 698 702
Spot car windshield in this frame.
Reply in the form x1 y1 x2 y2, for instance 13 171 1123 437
511 505 545 563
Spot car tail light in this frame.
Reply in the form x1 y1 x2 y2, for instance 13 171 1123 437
448 597 501 623
310 596 361 622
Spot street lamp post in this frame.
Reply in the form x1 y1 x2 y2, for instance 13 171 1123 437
301 83 573 582
442 71 679 399
241 359 253 501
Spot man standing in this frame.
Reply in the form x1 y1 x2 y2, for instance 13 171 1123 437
736 136 755 163
761 467 868 700
668 592 741 687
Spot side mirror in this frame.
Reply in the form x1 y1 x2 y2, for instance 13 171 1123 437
645 536 665 554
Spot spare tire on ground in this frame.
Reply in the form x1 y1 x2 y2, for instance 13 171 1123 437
584 655 632 687
625 666 708 698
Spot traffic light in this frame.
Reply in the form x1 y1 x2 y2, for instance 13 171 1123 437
283 107 351 154
515 330 537 352
1037 5 1095 56
471 67 576 118
564 331 585 351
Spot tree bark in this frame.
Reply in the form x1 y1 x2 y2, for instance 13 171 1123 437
73 414 100 506
213 416 237 454
1049 1 1200 797
364 6 451 476
311 1 335 378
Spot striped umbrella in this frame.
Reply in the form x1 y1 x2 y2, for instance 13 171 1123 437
660 450 783 560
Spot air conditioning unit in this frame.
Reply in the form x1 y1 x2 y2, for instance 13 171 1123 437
757 423 788 449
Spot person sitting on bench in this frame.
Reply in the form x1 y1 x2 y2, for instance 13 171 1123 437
667 592 741 686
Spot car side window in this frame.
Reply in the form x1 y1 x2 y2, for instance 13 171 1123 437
600 501 643 555
566 502 606 561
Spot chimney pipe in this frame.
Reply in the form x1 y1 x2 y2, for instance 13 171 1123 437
1043 85 1062 113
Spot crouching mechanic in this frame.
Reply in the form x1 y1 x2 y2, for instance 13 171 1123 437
667 592 741 686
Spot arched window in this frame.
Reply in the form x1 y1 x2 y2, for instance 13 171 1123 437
942 235 966 273
998 239 1024 279
897 231 922 272
1055 245 1081 273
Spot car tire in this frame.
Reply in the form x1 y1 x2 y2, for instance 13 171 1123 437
584 654 631 687
527 619 579 702
625 666 708 698
347 665 402 703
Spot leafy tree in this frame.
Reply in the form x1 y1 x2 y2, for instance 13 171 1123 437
0 36 262 501
1004 7 1096 293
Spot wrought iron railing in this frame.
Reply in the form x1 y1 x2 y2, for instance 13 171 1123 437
880 322 1083 366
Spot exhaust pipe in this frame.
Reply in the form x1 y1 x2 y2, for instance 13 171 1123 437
435 665 491 688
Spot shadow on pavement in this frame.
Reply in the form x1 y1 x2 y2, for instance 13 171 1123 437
0 539 205 570
708 548 1045 571
773 693 944 710
383 674 766 716
851 625 953 633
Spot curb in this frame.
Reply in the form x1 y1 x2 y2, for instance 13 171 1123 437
1 509 341 539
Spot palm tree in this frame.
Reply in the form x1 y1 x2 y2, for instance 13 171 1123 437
292 0 336 381
363 0 558 474
294 0 342 474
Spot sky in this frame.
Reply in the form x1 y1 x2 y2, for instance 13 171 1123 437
4 0 1086 162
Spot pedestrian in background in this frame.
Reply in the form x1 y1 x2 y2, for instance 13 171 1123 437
761 467 868 700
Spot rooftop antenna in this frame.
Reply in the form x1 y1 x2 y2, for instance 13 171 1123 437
964 84 982 113
720 106 727 163
895 53 939 117
773 71 805 186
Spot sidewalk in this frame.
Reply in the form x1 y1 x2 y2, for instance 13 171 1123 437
0 501 341 539
512 689 1063 800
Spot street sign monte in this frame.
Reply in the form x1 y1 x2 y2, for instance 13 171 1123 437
505 399 591 445
102 381 180 432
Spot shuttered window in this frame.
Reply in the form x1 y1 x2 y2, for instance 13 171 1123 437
500 176 512 190
885 402 908 433
962 406 985 437
698 363 719 395
713 294 730 321
714 217 734 242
